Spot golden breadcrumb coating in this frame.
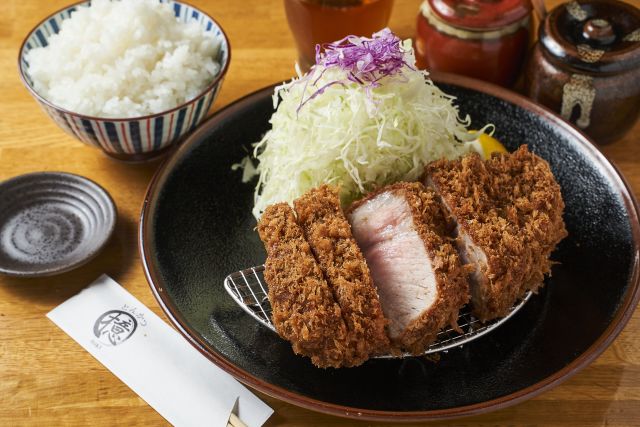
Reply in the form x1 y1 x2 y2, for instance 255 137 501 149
257 203 348 368
294 185 390 366
426 145 567 321
349 182 470 354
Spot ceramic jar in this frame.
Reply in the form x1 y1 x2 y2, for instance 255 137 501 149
524 0 640 144
415 0 532 87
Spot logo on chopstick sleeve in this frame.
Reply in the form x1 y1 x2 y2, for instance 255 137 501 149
93 310 138 346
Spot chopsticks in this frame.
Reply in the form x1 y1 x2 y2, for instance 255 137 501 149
227 412 248 427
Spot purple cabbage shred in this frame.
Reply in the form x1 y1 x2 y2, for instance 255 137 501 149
295 28 411 113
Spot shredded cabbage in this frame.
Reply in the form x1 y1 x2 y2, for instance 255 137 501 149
241 31 487 219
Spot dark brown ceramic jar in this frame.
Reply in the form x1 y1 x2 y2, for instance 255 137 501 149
524 0 640 144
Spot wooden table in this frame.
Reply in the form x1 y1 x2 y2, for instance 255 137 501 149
1 0 639 425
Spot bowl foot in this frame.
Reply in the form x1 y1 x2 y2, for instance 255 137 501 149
102 144 175 163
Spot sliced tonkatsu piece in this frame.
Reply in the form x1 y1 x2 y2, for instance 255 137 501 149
485 145 567 292
294 185 390 366
347 182 470 354
425 145 567 322
257 203 348 368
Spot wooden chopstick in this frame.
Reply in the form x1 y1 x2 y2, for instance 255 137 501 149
227 412 248 427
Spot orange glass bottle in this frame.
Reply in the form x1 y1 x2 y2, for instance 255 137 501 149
284 0 395 71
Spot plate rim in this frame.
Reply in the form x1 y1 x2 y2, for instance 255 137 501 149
139 72 640 421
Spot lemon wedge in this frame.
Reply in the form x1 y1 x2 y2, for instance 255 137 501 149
470 131 507 159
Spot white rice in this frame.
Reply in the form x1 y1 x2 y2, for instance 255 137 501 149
26 0 221 118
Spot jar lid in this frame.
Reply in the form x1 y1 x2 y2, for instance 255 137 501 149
427 0 531 31
540 0 640 73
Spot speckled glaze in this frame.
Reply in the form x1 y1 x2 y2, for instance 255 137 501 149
0 172 116 277
139 74 640 421
524 0 640 144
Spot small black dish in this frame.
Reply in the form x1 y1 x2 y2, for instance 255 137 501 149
0 172 116 277
139 73 640 421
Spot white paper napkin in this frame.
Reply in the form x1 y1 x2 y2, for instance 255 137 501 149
47 274 273 427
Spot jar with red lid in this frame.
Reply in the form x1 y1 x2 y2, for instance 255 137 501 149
415 0 532 87
524 0 640 144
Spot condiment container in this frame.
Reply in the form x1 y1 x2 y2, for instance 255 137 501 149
524 0 640 144
415 0 532 87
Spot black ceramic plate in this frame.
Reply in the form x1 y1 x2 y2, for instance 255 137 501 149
140 73 640 421
0 172 116 277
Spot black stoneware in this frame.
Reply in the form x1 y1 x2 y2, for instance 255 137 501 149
0 172 116 277
140 73 640 421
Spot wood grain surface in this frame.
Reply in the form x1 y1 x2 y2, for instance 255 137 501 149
1 0 639 425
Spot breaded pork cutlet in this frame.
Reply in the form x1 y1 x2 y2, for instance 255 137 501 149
294 185 390 366
348 182 470 354
257 203 348 368
425 145 567 321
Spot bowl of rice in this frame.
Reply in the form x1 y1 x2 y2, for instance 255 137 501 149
18 0 230 161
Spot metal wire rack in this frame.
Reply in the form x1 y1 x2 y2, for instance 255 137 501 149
224 264 532 358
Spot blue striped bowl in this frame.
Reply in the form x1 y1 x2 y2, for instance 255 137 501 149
18 0 230 161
